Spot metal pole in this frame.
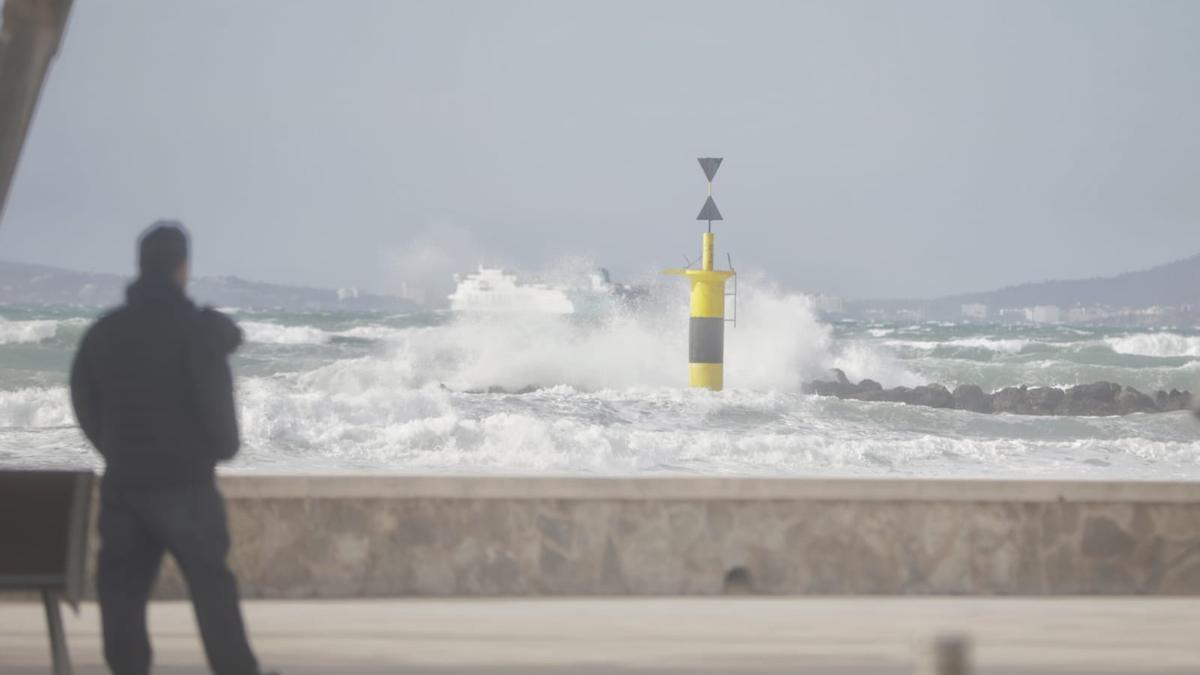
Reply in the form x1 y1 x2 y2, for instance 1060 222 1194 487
42 588 72 675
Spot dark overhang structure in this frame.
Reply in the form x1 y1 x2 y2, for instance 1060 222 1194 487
0 0 73 223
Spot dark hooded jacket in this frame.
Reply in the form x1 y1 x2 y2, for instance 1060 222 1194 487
70 276 243 489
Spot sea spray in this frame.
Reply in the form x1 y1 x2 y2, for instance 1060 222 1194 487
4 289 1200 478
227 280 914 466
0 386 73 427
328 279 868 392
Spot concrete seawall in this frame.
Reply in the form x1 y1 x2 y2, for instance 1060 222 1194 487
100 476 1200 598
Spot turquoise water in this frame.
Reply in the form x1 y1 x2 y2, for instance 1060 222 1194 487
2 290 1198 478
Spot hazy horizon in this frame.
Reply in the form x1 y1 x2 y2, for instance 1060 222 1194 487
2 1 1199 301
4 244 1200 305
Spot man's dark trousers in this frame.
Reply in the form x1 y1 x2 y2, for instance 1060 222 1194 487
98 480 259 675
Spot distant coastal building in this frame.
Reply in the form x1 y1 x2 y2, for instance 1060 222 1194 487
806 294 846 315
960 303 989 321
1024 305 1061 323
1067 305 1109 323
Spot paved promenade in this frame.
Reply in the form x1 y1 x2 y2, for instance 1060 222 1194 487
2 597 1199 674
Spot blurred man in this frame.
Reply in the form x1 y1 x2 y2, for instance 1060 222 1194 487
70 221 269 675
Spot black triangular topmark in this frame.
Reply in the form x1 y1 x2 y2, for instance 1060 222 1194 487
698 157 722 182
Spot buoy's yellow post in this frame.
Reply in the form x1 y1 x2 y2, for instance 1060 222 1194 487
664 157 735 391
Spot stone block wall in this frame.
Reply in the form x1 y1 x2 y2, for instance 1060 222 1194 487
81 477 1200 597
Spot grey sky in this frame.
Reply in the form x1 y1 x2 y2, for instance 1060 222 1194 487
2 0 1199 301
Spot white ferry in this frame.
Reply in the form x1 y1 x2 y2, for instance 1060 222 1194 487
448 266 636 315
448 267 575 314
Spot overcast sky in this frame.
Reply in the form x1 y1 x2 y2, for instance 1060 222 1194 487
3 0 1199 300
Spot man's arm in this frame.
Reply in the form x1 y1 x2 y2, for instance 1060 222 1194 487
69 328 103 451
188 309 243 460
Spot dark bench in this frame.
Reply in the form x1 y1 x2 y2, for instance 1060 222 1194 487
0 470 94 675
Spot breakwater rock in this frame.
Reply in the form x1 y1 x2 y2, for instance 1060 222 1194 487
804 370 1194 416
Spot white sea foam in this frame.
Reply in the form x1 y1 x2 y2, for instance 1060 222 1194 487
0 387 73 427
881 340 939 351
882 337 1034 354
724 285 845 390
9 277 1200 479
833 342 923 387
7 373 1199 478
215 284 930 471
332 325 407 341
0 318 61 344
223 374 1200 476
239 321 405 345
951 338 1034 353
240 321 329 345
332 281 905 392
1105 333 1200 358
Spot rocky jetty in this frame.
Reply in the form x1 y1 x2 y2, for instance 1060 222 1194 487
804 370 1195 416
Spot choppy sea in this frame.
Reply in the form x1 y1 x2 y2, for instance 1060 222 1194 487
3 283 1199 479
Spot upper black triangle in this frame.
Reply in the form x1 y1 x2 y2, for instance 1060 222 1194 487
698 157 723 182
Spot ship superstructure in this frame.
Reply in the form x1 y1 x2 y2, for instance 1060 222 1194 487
448 266 575 314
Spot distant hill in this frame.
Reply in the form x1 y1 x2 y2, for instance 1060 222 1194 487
0 260 418 312
847 253 1200 323
944 253 1200 309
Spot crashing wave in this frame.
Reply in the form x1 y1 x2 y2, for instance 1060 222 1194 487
0 318 62 344
0 387 74 427
1105 333 1200 358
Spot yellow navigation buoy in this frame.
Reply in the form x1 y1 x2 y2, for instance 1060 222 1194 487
665 157 736 391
